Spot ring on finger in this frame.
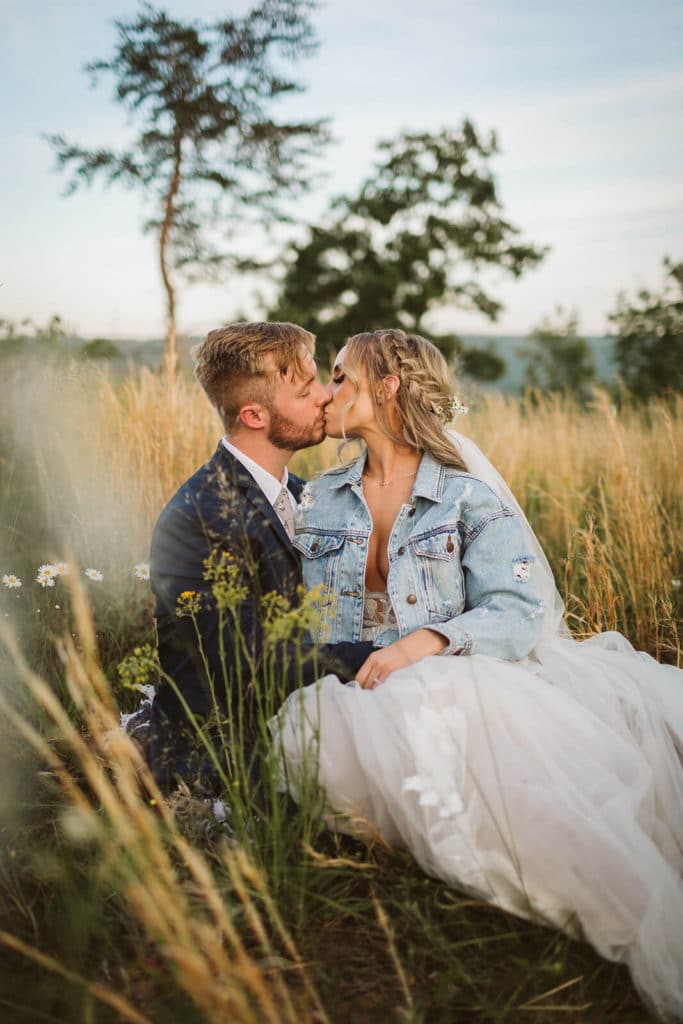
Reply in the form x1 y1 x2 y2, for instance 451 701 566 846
373 676 382 686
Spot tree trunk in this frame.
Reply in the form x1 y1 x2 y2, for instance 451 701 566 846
159 139 182 386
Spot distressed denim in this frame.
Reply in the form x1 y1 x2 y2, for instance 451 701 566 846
293 450 544 660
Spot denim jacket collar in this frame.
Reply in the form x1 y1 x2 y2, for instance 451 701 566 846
326 449 447 503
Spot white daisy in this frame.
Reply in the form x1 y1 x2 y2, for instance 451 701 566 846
38 563 59 578
2 574 22 589
54 562 70 576
84 568 104 582
134 562 150 581
36 568 56 588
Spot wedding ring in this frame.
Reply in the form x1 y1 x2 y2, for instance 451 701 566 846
373 676 382 686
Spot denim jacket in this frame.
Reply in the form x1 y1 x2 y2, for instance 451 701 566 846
292 450 544 660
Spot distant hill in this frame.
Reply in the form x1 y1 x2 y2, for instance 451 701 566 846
60 333 619 394
459 335 617 392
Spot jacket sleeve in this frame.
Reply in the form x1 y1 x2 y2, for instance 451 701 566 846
426 500 545 661
151 497 253 716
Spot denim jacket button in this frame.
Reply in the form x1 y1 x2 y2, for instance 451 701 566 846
397 546 406 556
408 507 416 517
311 540 320 552
407 593 418 604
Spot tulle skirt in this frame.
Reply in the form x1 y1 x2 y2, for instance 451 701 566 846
271 632 683 1020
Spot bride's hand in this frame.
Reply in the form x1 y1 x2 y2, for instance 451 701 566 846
355 629 447 689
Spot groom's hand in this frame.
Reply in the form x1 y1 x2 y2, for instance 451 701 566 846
355 629 447 689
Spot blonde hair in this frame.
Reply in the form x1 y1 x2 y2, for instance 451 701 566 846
193 321 315 429
341 329 468 472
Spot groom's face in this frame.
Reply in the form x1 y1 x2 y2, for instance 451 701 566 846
267 348 330 451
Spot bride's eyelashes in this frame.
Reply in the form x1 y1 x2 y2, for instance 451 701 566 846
332 373 346 386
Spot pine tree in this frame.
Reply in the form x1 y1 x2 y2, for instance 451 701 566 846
47 1 329 378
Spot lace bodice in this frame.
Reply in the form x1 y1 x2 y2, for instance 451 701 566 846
361 591 398 641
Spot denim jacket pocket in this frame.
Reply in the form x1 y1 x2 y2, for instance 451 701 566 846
412 530 465 617
292 531 347 595
293 532 345 559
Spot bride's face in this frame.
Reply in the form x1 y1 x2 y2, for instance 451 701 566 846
323 346 377 439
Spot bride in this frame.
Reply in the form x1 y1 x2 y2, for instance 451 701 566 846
271 328 683 1020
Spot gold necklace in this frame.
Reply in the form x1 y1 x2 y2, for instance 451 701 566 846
363 469 418 488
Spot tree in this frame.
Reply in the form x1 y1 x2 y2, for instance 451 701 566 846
79 338 122 361
609 258 683 400
0 315 66 357
47 0 329 378
268 122 546 367
459 343 506 383
0 318 29 358
518 309 596 399
429 332 506 383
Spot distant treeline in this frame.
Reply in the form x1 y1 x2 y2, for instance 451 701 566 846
25 331 618 395
2 257 681 403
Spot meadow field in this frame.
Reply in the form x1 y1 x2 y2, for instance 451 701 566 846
0 355 681 1023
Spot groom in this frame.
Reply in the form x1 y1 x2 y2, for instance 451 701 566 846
149 321 374 792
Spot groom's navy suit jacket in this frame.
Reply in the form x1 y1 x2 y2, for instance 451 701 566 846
149 442 373 788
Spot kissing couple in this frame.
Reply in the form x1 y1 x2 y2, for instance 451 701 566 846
148 321 683 1021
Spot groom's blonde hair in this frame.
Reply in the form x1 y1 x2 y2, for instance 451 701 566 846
193 321 315 428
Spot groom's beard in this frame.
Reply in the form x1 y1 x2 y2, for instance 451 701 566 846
267 409 326 452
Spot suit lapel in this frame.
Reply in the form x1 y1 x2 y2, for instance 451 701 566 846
287 475 305 503
211 444 299 560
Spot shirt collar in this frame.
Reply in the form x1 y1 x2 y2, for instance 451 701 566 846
327 448 446 503
221 437 289 508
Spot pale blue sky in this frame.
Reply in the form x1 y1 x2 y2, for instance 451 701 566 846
2 0 682 339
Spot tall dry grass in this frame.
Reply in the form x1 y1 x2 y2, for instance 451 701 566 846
1 357 676 1021
0 575 328 1024
27 364 678 660
2 358 679 689
463 389 682 658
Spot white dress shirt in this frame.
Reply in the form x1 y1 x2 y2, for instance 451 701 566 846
221 437 298 519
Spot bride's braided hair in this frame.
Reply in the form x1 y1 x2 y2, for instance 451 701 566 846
342 329 468 472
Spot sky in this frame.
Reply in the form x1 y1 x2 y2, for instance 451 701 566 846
2 0 682 340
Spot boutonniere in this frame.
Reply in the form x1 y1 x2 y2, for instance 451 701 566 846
296 484 315 513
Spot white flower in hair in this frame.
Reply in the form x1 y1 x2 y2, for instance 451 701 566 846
438 396 468 423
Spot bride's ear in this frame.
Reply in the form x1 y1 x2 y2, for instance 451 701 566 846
379 375 400 403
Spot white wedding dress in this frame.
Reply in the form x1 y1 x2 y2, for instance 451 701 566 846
271 435 683 1021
